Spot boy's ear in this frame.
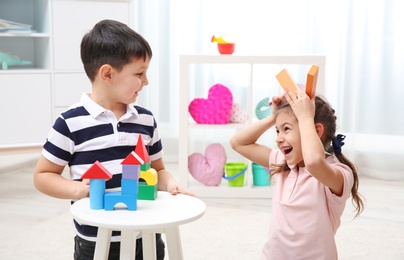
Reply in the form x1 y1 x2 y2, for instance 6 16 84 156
99 64 113 81
315 123 325 138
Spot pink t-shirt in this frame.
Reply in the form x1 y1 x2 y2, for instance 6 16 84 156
261 150 354 260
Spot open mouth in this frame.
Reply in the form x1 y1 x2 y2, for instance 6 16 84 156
282 147 293 155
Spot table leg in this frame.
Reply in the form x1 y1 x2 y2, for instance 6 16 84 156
120 230 139 260
142 231 157 260
94 228 112 260
165 226 183 260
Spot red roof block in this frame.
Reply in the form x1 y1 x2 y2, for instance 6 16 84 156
81 161 112 180
121 135 150 165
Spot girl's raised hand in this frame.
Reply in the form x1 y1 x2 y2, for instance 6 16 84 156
270 94 285 115
284 88 315 121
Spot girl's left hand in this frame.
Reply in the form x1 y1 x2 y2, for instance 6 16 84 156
284 88 315 121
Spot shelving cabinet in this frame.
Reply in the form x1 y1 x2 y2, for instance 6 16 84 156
0 0 132 149
179 55 326 198
0 0 52 148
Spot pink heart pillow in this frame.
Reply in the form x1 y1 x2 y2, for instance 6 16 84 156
188 143 227 186
230 103 248 123
188 84 233 124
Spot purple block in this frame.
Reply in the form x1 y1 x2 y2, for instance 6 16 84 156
122 165 140 180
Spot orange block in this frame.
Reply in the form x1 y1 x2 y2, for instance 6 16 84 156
276 69 299 94
305 65 319 98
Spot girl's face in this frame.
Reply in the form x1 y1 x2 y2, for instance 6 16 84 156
275 109 304 166
110 56 150 105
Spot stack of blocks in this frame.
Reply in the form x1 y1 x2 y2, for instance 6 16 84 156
139 162 158 200
81 135 158 211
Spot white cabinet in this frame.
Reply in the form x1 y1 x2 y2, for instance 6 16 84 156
179 55 326 198
0 0 51 70
52 0 131 71
0 0 52 148
0 0 133 148
0 73 52 146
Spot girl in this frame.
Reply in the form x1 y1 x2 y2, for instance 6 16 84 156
230 89 364 259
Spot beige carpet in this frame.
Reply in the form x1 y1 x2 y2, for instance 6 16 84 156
1 205 403 260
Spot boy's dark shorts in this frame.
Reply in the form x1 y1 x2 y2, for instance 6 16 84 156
74 234 165 260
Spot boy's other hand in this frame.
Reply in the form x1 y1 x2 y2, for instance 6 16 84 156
167 182 196 197
75 179 90 199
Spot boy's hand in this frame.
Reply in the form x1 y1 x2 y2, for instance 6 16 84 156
75 179 90 199
167 182 196 197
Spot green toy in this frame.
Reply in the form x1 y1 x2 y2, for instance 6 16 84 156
0 52 32 70
138 168 158 200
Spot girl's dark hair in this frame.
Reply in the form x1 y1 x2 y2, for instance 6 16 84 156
80 19 152 82
271 96 364 217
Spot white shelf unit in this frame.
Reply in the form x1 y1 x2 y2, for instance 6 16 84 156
179 55 326 198
0 0 132 149
0 0 53 149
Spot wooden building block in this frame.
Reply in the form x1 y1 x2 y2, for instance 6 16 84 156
138 183 158 200
276 69 299 94
104 192 138 211
305 65 319 98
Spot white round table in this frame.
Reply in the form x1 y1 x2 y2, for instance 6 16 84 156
70 191 206 260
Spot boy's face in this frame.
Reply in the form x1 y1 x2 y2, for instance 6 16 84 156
110 57 150 105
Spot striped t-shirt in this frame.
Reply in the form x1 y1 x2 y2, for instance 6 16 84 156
42 93 163 241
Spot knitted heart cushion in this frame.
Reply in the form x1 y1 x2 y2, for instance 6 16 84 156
188 143 227 186
188 84 233 124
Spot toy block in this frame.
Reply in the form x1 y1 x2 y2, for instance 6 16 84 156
134 135 150 163
121 136 150 165
140 168 158 185
122 165 140 180
140 161 151 171
88 179 107 209
81 161 112 210
138 183 158 200
305 65 319 98
82 161 112 180
104 192 137 210
276 69 299 94
121 151 144 165
121 179 139 196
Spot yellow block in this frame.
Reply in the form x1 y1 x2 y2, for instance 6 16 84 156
140 168 158 185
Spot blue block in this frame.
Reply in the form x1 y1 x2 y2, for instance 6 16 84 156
122 179 138 196
89 179 106 209
104 192 137 210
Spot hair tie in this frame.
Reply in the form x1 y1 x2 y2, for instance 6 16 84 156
332 134 345 155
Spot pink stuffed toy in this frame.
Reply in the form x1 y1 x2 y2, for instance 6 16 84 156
230 103 248 123
188 143 227 186
188 83 233 124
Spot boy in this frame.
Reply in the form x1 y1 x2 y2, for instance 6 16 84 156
34 19 193 260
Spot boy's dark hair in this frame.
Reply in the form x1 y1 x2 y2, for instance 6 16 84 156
80 19 152 82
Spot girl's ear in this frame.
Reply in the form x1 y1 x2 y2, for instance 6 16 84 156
315 123 325 138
